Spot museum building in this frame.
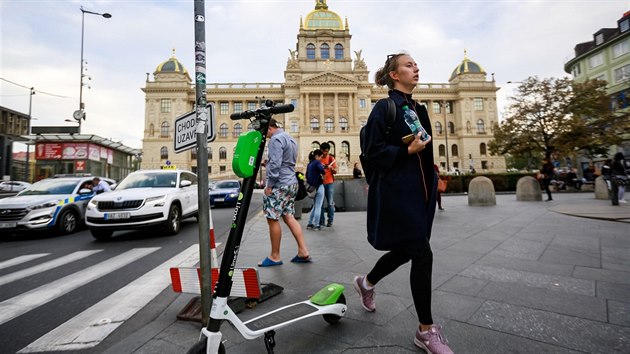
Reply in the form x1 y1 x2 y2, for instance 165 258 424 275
140 0 505 177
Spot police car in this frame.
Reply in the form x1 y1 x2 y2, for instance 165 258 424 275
0 176 115 235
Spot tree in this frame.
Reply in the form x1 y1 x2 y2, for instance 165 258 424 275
489 76 626 161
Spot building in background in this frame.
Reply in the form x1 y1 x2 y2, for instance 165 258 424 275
0 106 30 180
141 0 505 177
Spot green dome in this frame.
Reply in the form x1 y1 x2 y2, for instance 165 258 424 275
154 51 188 75
450 51 485 80
304 0 343 30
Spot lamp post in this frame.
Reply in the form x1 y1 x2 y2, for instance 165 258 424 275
25 87 35 182
442 100 450 172
74 6 111 133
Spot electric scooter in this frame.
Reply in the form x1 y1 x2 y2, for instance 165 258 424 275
188 100 347 354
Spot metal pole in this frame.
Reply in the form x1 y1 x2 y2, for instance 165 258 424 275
79 9 85 116
443 101 449 172
193 0 212 326
25 87 34 182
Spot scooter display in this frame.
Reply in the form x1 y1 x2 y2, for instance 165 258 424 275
188 100 347 354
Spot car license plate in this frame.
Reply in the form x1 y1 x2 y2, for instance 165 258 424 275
104 212 131 220
214 198 224 202
0 222 17 228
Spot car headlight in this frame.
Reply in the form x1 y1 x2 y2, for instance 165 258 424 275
27 200 59 211
146 195 167 206
229 192 238 198
88 198 98 207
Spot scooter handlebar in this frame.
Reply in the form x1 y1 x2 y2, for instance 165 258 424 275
230 103 294 120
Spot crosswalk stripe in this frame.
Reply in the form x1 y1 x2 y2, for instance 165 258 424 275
18 245 200 352
0 247 160 326
0 250 103 286
0 254 50 270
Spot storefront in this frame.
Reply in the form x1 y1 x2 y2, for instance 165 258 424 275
26 134 140 182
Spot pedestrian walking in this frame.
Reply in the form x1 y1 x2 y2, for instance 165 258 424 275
540 158 554 201
612 152 628 203
353 52 454 354
318 142 336 227
259 118 311 267
306 149 325 231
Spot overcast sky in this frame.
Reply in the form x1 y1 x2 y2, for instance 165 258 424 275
1 0 628 151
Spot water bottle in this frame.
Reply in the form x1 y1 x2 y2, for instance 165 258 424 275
402 105 430 141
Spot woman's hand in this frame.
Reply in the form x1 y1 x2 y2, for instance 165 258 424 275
408 134 432 154
264 186 272 196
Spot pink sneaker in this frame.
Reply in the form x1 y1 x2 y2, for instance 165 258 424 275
353 275 375 312
414 325 454 354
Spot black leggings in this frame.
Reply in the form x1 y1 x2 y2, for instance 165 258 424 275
366 246 433 325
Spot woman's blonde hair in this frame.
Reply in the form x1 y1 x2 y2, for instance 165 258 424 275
374 52 407 89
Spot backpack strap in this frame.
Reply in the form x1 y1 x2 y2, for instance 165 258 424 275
384 97 396 137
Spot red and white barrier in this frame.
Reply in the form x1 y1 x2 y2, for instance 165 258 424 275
169 267 261 298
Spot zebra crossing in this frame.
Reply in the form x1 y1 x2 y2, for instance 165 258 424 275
0 245 200 353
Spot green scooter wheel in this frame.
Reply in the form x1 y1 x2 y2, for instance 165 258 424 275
323 293 346 324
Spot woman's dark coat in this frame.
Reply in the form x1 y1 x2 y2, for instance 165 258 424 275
363 90 436 256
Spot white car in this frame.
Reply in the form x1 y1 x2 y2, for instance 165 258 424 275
0 181 32 192
85 169 199 240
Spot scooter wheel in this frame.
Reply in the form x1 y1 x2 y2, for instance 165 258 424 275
323 293 346 324
187 340 225 354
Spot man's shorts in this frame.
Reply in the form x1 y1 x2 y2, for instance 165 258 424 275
263 184 298 220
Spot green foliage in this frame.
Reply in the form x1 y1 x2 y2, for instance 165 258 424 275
489 76 625 161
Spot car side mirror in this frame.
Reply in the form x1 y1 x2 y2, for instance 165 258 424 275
79 188 93 194
180 180 192 188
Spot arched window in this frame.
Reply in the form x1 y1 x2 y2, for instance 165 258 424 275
306 43 315 59
247 122 255 131
480 143 487 155
452 144 459 157
466 121 471 133
219 146 227 160
448 122 455 134
434 121 443 135
477 119 486 133
339 117 348 131
439 144 446 157
160 122 169 138
310 117 320 130
290 120 299 133
320 43 330 59
335 44 343 59
160 146 168 159
219 123 228 138
208 147 213 160
233 123 242 138
311 141 320 150
149 123 155 137
341 141 350 159
327 142 336 157
324 117 334 132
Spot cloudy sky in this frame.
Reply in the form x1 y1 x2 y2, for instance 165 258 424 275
1 0 628 151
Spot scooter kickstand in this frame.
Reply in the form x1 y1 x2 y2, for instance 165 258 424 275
264 330 276 354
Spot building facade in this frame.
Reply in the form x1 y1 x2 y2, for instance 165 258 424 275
141 0 505 177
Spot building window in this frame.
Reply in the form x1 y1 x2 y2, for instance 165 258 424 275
614 64 630 83
160 122 169 138
621 19 630 32
311 141 320 150
219 123 228 138
448 122 455 134
320 43 330 59
452 144 459 157
220 102 229 115
310 117 320 131
466 121 471 133
324 117 334 132
438 144 446 157
432 102 441 114
335 44 343 59
477 119 486 133
572 63 582 77
481 161 488 170
219 147 227 160
160 99 171 113
340 117 348 131
434 121 443 134
220 165 226 173
149 123 155 137
480 143 487 155
233 123 242 138
306 43 315 59
445 101 453 114
595 33 604 45
191 148 197 160
474 98 484 111
341 141 350 160
247 102 256 110
588 53 604 69
291 98 298 108
160 146 168 159
613 40 630 58
208 147 213 160
290 120 299 133
247 122 255 131
359 98 366 109
233 102 243 113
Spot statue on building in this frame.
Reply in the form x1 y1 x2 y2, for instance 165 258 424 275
354 49 367 69
287 48 299 69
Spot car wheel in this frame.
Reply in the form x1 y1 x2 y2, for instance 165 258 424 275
57 209 79 235
164 204 181 235
91 229 113 241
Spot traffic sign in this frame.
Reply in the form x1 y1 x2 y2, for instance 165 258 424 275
174 103 215 153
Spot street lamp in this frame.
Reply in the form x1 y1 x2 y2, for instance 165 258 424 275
74 6 111 134
442 100 450 172
25 87 35 182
